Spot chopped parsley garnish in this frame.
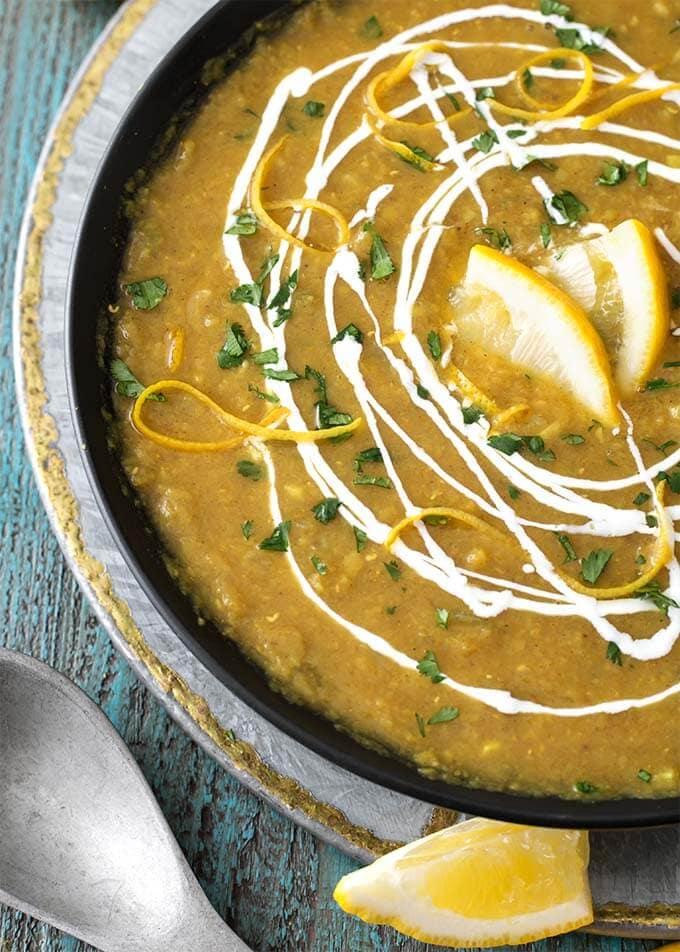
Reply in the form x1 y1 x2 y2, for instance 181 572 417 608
606 642 622 666
540 222 552 248
539 0 572 16
475 86 496 101
428 706 459 725
230 252 279 307
644 377 679 391
303 100 325 117
633 491 651 506
305 365 354 433
658 470 680 493
636 552 647 565
417 649 445 683
561 433 585 444
524 435 545 455
123 276 168 310
596 159 628 186
462 404 484 425
353 474 393 488
262 367 302 382
478 226 512 251
236 459 263 481
427 330 442 360
258 520 291 552
445 91 461 111
435 608 450 630
252 347 278 365
363 221 396 280
241 520 254 540
423 514 448 526
399 140 436 171
267 268 298 314
642 437 678 455
575 780 597 794
353 525 368 552
508 484 521 500
556 26 609 55
416 383 431 400
551 57 567 68
522 67 534 90
664 360 680 368
384 559 402 581
362 14 383 38
634 581 679 614
637 769 652 783
550 190 587 224
415 713 427 737
636 160 649 186
226 212 258 236
488 432 524 455
671 288 680 309
555 533 577 563
217 322 250 369
471 129 498 154
312 497 342 524
581 548 613 584
332 323 363 344
385 605 397 615
110 359 165 401
354 447 383 471
648 515 659 527
311 555 328 575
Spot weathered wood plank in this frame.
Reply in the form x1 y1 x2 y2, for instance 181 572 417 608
0 1 660 950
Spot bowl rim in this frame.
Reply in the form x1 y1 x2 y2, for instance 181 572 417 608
65 0 680 830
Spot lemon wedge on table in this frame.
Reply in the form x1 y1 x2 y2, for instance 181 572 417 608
454 245 620 426
537 219 669 397
334 819 593 948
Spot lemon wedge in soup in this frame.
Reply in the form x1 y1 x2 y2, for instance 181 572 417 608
536 218 669 397
334 818 593 948
453 245 619 425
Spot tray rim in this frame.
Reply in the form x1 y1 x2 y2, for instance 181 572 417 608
12 0 680 938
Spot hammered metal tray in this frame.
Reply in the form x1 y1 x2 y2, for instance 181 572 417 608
13 0 680 939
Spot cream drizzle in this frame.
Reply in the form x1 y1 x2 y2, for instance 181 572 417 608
222 5 680 716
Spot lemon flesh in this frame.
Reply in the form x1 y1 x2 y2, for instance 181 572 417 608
537 218 669 397
454 245 619 425
334 818 593 949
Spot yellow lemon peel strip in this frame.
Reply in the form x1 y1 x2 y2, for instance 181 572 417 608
449 364 501 417
386 506 508 551
492 48 593 121
581 83 680 130
132 379 361 452
365 113 443 171
167 326 185 373
365 42 473 130
560 484 672 599
585 63 665 106
251 138 349 255
491 403 530 431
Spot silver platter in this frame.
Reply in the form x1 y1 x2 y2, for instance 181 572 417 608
13 0 680 938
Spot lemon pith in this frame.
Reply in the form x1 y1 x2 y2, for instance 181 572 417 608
334 818 593 948
459 245 620 425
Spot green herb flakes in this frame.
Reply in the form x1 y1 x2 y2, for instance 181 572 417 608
581 548 613 584
311 555 328 575
332 323 364 345
575 780 597 794
596 159 628 186
555 533 577 563
230 252 279 307
353 474 393 488
362 14 383 38
562 433 585 445
435 608 450 630
226 212 258 236
471 129 498 154
550 190 587 224
303 100 325 117
633 491 651 506
252 347 278 365
522 67 534 90
635 581 679 614
417 649 445 683
462 404 484 425
644 377 679 391
415 712 427 737
363 221 396 280
123 277 168 310
267 269 298 313
636 160 649 186
488 433 524 455
354 447 383 471
262 368 302 382
312 497 342 524
539 0 572 16
354 525 368 552
475 86 496 101
241 520 254 540
540 222 552 248
478 226 512 251
236 459 263 481
427 330 442 361
637 769 652 783
508 484 521 500
398 140 437 171
258 520 291 552
606 642 622 666
384 559 402 581
217 322 249 369
428 706 459 725
110 359 165 401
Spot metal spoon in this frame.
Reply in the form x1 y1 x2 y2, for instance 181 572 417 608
0 648 250 952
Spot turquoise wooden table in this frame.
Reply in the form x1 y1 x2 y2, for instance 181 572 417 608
0 3 666 950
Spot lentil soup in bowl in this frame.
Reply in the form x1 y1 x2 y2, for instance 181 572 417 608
68 0 680 825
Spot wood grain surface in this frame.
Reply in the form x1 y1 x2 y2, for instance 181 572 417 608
0 2 667 950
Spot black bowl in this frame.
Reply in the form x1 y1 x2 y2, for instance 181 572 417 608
67 0 680 830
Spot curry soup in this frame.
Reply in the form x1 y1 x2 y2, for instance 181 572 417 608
109 0 680 799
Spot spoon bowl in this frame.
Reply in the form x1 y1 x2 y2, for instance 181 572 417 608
0 649 249 952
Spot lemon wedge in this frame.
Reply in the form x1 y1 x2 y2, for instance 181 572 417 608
334 819 593 949
453 245 619 425
537 219 669 397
